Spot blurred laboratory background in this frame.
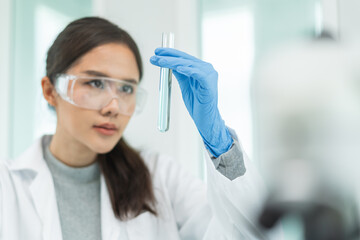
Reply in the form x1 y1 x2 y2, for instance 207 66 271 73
2 0 360 239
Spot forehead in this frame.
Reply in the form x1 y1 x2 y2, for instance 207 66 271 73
68 43 140 82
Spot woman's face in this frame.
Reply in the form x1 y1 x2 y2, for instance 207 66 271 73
54 43 140 154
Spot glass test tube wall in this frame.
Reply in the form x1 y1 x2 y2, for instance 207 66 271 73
158 32 175 132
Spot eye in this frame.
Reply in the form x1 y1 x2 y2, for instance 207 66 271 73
121 84 134 94
87 79 105 89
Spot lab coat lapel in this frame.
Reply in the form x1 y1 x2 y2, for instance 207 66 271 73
29 169 63 240
100 174 129 240
9 137 63 240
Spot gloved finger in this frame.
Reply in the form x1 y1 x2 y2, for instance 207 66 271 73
155 47 201 61
176 66 217 85
172 70 197 90
150 55 203 70
173 67 216 94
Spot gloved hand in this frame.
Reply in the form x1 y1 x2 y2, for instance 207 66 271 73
150 48 233 157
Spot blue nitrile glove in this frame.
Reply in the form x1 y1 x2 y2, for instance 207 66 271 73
150 48 233 157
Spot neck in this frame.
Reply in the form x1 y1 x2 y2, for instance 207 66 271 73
49 130 97 167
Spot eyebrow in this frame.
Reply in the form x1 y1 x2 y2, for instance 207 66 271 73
82 70 139 84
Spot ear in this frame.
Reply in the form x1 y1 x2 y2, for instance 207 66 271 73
41 76 57 107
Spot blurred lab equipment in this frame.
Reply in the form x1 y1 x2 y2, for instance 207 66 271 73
252 37 360 240
158 32 174 132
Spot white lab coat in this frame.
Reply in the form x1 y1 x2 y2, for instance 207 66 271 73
0 137 274 240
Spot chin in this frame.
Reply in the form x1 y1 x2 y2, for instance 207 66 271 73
94 142 119 154
95 148 113 154
85 131 122 154
88 138 120 154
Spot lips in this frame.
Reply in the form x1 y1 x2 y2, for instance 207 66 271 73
93 123 118 136
94 123 118 130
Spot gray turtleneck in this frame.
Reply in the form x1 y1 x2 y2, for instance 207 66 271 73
42 135 102 240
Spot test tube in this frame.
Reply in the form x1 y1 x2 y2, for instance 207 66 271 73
158 32 174 132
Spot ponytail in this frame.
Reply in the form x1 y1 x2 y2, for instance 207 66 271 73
98 138 157 220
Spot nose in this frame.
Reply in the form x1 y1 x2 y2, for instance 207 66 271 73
100 97 120 117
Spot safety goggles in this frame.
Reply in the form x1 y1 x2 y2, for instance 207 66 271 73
54 74 147 116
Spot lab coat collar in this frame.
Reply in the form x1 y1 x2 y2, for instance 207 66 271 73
8 137 48 173
8 137 127 240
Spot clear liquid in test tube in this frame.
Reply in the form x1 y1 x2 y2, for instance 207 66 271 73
158 32 174 132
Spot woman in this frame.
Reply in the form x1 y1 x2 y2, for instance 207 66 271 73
0 17 272 239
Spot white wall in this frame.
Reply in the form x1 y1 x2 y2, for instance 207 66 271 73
92 0 203 177
0 0 11 160
338 0 360 42
319 0 360 42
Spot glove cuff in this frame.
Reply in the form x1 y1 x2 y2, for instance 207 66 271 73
201 120 234 158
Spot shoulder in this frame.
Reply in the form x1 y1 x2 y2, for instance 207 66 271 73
0 160 11 182
0 160 16 199
0 137 46 194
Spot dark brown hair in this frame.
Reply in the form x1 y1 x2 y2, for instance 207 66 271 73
46 17 156 220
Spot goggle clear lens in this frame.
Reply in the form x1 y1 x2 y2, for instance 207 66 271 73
54 74 147 116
